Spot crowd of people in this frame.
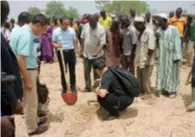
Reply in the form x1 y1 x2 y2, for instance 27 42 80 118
1 0 195 136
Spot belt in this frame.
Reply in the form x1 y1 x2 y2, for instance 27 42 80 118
27 68 37 70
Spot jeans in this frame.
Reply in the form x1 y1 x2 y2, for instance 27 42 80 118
56 49 76 91
98 93 134 116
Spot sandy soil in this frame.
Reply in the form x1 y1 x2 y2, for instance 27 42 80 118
15 59 195 137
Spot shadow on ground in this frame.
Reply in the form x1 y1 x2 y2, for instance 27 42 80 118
181 93 192 107
120 108 138 119
48 112 64 123
96 106 138 121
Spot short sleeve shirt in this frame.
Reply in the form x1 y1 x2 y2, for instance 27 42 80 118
99 16 112 29
52 27 76 50
135 27 155 68
122 25 138 56
10 25 37 69
81 23 106 60
169 16 187 37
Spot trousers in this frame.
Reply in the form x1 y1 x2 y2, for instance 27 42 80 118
137 66 153 94
56 49 76 91
23 70 38 133
98 93 134 116
122 55 135 75
83 57 101 89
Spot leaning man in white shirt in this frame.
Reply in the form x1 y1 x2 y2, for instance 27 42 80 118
80 14 106 92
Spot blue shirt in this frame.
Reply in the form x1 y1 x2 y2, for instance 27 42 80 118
10 25 38 69
52 27 76 50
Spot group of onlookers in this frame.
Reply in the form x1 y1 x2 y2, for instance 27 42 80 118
1 0 195 136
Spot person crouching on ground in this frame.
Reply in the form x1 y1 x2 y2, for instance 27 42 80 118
93 59 134 121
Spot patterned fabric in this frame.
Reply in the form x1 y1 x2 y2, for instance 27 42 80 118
156 25 182 93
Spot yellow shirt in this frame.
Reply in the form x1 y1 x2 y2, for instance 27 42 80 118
99 16 112 29
169 16 187 37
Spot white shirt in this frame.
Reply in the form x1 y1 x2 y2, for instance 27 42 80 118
135 27 155 69
81 23 106 60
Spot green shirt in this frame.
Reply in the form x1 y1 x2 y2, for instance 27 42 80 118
10 25 38 69
191 21 195 42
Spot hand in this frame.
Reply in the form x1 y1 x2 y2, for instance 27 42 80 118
98 90 109 98
79 52 84 59
94 79 101 88
24 78 32 91
57 43 63 48
92 52 98 57
11 101 23 115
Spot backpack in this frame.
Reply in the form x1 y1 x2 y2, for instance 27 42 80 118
110 67 140 97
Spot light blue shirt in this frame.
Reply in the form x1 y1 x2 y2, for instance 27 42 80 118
52 27 76 50
10 25 38 69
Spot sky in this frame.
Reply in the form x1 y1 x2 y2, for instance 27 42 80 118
8 0 195 19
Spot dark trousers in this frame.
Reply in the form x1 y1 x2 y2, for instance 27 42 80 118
56 49 76 91
98 93 134 116
122 55 135 75
84 58 101 89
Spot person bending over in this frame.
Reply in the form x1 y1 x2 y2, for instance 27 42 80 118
93 59 134 120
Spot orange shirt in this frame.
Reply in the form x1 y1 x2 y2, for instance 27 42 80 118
169 16 187 37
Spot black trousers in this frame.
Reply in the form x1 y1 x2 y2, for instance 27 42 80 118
98 93 134 116
56 49 76 91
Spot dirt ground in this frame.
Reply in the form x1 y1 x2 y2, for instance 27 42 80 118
15 59 195 137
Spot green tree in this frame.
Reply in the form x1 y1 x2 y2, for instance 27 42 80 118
66 6 80 19
95 0 149 15
45 1 67 19
28 7 41 16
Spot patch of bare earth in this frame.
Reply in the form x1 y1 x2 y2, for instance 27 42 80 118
15 59 195 137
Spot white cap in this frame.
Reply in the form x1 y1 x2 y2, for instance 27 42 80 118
134 16 145 22
157 13 168 20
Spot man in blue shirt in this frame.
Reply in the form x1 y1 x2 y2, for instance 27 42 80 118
52 17 78 92
10 14 48 136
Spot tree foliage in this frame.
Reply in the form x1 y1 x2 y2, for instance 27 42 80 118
44 1 79 19
95 0 149 15
28 7 41 16
45 1 66 19
66 6 80 19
